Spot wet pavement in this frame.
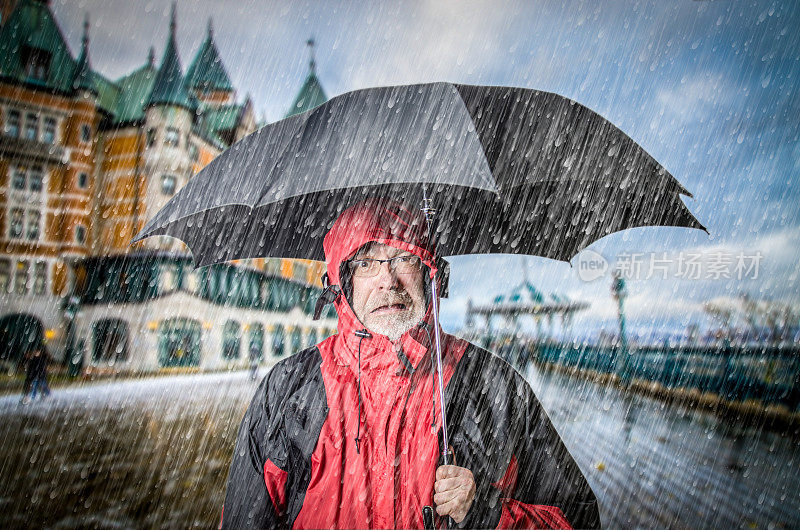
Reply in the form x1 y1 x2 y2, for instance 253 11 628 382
0 366 798 528
527 367 800 529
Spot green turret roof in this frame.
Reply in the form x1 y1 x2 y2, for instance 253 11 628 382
185 20 233 93
90 71 119 115
0 0 76 91
147 4 192 110
193 101 246 148
71 15 95 94
286 72 327 118
113 62 157 124
203 103 241 130
285 38 327 118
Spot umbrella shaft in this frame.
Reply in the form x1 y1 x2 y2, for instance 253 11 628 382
429 275 450 466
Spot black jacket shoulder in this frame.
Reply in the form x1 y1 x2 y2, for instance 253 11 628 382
222 346 328 529
446 343 601 529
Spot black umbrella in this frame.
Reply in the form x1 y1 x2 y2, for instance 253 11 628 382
132 82 703 266
131 81 704 480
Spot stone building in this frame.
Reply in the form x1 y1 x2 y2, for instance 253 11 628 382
0 0 334 373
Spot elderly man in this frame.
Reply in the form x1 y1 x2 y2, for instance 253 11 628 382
222 199 600 529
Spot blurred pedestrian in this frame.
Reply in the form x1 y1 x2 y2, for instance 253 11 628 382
248 343 260 381
20 344 50 404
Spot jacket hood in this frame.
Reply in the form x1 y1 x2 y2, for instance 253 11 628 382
322 198 440 369
323 198 437 287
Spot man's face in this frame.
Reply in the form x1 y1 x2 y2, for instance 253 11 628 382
349 242 427 341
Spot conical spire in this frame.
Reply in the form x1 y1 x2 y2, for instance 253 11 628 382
82 14 90 52
307 37 316 73
72 13 95 93
147 2 192 109
285 37 327 118
184 16 233 93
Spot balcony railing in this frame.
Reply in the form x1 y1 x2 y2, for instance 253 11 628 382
0 135 68 165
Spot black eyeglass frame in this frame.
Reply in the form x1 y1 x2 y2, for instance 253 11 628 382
347 254 422 278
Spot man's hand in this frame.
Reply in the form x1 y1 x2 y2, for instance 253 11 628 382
434 465 476 524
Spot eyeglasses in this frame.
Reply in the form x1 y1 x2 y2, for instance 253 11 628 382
347 254 422 278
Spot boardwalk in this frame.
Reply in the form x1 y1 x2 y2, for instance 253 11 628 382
0 367 798 528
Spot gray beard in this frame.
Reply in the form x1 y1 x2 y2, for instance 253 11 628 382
363 304 426 341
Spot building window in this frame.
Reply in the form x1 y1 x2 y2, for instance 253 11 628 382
0 259 9 293
188 142 198 162
4 109 20 137
15 260 28 295
78 172 89 189
9 208 24 238
93 319 130 363
146 128 156 147
21 46 51 81
9 165 45 192
80 124 91 143
164 127 180 147
272 324 285 357
291 327 303 353
26 211 40 240
24 113 38 140
33 262 46 295
222 320 241 359
29 166 43 192
42 117 56 143
157 318 200 367
161 174 177 195
248 323 265 361
75 225 86 244
11 166 26 190
307 328 318 348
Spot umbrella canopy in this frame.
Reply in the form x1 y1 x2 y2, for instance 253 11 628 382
132 82 704 266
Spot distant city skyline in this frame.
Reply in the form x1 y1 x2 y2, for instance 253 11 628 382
50 0 800 337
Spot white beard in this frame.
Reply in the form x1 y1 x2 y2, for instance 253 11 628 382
363 302 426 341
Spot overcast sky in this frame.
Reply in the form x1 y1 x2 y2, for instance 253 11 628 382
50 0 799 338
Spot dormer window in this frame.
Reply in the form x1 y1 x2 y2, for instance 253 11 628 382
165 127 180 147
75 225 86 244
24 113 38 140
4 109 20 137
29 166 43 192
43 117 56 143
161 174 177 195
21 46 51 82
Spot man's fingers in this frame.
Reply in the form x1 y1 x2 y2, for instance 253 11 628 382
435 499 468 524
434 476 464 493
435 498 458 517
433 488 458 506
435 465 460 480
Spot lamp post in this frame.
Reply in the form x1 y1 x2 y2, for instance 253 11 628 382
611 270 629 384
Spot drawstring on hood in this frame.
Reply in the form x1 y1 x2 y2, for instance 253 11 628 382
353 329 371 454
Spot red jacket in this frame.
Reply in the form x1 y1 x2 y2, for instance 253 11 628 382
222 200 599 529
